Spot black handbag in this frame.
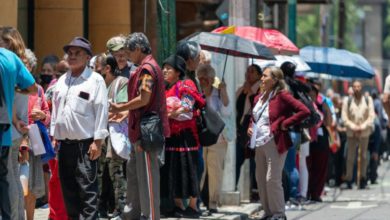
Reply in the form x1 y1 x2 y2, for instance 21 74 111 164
197 104 225 147
140 112 165 152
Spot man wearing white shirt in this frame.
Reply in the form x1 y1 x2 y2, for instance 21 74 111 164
50 37 108 219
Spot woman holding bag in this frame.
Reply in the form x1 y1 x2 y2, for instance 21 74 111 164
160 55 205 218
248 66 310 220
196 64 231 213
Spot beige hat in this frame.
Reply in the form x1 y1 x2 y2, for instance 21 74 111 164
106 36 126 52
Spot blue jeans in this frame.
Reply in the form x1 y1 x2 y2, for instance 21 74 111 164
284 131 301 199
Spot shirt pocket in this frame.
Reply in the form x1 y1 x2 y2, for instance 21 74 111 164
70 96 91 116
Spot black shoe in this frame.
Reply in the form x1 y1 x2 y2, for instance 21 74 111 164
209 208 218 214
359 178 367 189
173 206 186 218
347 182 353 189
311 197 322 203
183 207 201 218
99 212 109 218
258 214 270 220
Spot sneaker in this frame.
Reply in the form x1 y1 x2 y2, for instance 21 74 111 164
289 197 300 206
297 196 310 205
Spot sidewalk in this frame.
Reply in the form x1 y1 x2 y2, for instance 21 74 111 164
34 203 261 220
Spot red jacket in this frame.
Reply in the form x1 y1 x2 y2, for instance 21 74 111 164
252 90 310 154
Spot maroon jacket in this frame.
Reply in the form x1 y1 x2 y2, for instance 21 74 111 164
252 90 310 154
127 55 170 143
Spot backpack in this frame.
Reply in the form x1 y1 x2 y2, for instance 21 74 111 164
296 91 322 129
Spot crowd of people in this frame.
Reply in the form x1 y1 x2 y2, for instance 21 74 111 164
1 26 390 220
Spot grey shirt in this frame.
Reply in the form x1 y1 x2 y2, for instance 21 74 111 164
11 93 29 141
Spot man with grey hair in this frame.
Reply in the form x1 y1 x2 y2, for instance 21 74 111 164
110 32 169 220
50 37 109 219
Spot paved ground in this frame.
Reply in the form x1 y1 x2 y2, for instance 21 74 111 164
34 160 390 220
280 159 390 220
34 203 260 220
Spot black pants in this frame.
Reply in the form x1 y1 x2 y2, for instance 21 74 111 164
58 139 98 220
0 145 10 220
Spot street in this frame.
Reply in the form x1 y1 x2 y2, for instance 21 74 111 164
31 159 390 220
282 160 390 220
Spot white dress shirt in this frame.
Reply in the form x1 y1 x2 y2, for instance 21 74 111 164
250 92 274 149
50 66 109 141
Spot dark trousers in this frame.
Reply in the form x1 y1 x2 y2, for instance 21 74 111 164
0 145 10 220
307 146 329 200
98 150 115 215
235 132 257 194
58 139 98 220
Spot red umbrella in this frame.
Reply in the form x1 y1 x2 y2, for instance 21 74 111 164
212 26 299 55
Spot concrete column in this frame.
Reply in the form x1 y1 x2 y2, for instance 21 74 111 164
35 0 83 61
0 0 18 27
89 0 131 54
219 0 253 204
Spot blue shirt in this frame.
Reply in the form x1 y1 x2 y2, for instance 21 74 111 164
0 48 35 146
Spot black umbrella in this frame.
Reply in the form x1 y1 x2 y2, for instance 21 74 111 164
181 32 276 79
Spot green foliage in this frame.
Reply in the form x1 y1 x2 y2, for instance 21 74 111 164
297 12 320 47
343 0 359 52
296 0 360 51
383 0 390 57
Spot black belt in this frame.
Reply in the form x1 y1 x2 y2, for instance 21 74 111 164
59 138 93 144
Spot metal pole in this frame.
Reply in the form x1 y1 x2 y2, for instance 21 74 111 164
338 0 345 48
288 0 297 44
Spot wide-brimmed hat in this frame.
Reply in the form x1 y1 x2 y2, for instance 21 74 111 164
106 36 126 52
63 37 93 56
163 55 186 78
